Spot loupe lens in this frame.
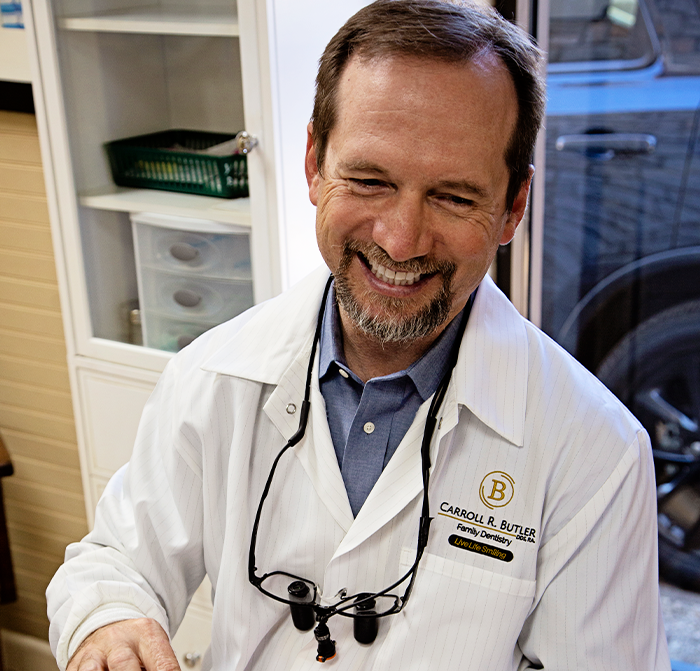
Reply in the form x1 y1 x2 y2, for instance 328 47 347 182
288 580 316 631
353 593 379 644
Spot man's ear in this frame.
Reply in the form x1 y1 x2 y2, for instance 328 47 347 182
500 165 534 245
305 122 321 206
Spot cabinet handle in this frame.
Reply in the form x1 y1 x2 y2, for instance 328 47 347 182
173 289 202 308
169 243 200 262
235 131 259 154
183 651 202 667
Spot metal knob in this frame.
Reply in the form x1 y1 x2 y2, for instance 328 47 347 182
235 130 259 154
183 651 202 667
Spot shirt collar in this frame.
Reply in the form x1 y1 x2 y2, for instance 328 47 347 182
318 282 470 402
318 286 347 380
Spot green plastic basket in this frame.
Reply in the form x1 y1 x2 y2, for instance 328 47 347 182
105 129 248 199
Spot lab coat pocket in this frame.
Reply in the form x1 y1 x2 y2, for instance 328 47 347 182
372 548 536 670
403 547 536 598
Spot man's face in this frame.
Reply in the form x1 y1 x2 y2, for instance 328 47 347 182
306 53 531 345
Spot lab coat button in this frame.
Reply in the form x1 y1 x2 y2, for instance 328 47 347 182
363 422 375 434
286 403 297 414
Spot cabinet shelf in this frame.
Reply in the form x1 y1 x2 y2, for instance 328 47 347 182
58 5 238 36
80 187 251 227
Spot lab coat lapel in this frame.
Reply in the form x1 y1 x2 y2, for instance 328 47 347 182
263 343 355 533
331 398 434 559
202 265 353 532
265 347 458 557
297 377 355 532
454 275 527 447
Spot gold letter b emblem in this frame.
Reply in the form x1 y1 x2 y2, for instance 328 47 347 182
479 472 515 509
488 479 508 501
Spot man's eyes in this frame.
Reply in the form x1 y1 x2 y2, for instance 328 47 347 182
435 193 475 209
444 195 474 205
346 180 476 208
347 178 388 191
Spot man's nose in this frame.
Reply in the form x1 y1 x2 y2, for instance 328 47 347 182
371 193 433 263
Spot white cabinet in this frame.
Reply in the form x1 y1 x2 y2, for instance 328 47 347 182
23 0 369 660
76 365 159 478
28 0 270 373
26 0 369 366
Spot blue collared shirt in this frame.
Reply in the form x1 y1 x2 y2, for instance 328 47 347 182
318 286 469 517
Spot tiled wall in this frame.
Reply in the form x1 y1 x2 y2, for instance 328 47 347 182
0 110 87 641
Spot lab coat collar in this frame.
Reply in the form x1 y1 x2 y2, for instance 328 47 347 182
452 274 527 448
201 266 330 384
201 268 527 448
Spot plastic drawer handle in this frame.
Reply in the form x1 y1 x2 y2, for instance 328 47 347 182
173 289 202 308
170 243 200 262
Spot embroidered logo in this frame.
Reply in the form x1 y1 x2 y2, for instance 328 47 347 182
479 471 515 509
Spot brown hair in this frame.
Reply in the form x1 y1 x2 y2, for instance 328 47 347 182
311 0 545 210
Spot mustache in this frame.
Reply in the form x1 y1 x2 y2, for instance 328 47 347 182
340 240 455 277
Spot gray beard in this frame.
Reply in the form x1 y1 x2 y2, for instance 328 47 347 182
333 241 456 346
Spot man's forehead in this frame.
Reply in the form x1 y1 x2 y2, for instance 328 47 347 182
332 52 518 148
340 48 512 89
335 51 516 115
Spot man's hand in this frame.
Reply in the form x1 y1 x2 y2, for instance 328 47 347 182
67 618 181 670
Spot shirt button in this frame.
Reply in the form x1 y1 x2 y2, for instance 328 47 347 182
339 369 349 379
363 422 375 434
286 403 297 415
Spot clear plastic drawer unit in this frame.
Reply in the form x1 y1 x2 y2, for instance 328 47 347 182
131 212 254 352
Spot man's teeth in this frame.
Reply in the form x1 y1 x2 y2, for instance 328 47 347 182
369 260 421 286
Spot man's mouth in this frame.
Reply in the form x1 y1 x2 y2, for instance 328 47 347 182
364 255 425 286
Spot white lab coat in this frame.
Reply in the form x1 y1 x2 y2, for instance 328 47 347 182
47 267 670 670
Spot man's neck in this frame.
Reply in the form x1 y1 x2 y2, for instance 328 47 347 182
338 307 448 383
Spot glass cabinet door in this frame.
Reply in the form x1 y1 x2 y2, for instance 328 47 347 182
539 0 700 587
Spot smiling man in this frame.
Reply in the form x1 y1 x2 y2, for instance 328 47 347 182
47 2 669 670
308 52 529 380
